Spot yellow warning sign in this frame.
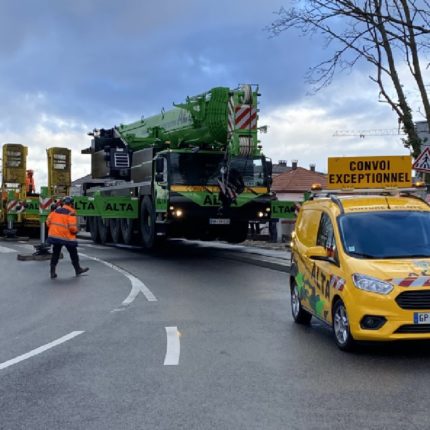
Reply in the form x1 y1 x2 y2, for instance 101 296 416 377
327 156 412 189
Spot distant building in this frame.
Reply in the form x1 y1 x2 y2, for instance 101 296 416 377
271 161 327 242
272 160 291 177
272 161 326 202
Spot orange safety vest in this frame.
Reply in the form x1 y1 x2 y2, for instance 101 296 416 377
26 175 35 194
46 204 79 246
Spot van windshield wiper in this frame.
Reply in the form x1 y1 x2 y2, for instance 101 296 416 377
348 251 377 259
384 254 430 259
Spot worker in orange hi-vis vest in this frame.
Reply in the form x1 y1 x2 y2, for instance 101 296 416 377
46 196 89 279
25 170 35 194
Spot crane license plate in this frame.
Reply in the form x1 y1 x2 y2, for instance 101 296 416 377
209 218 230 225
414 312 430 324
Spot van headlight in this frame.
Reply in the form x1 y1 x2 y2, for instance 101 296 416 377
352 274 393 295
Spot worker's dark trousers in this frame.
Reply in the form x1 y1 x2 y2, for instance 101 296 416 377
50 243 80 271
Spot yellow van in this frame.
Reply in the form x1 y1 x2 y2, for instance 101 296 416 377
290 189 430 350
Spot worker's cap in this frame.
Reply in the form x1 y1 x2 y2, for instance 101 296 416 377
62 196 74 204
26 169 33 174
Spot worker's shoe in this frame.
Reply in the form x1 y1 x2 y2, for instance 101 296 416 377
75 267 89 276
50 267 57 279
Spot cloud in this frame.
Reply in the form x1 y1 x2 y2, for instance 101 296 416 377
260 71 410 172
0 0 425 193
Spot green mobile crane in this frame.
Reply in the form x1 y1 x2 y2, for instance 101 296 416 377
81 84 273 248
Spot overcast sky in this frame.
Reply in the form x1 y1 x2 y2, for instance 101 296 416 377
1 0 424 190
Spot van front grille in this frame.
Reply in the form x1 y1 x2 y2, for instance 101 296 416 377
395 291 430 310
394 324 430 334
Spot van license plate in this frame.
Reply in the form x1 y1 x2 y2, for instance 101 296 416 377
209 218 230 225
414 312 430 324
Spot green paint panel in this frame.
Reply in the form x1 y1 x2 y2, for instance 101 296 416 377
271 201 297 219
74 196 139 218
23 197 40 215
155 182 168 212
177 191 261 207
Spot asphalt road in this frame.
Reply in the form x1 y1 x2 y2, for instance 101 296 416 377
0 238 430 429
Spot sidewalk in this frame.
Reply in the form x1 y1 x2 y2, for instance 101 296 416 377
173 239 291 273
77 233 291 273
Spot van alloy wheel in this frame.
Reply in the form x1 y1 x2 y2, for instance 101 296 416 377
291 285 301 319
290 281 312 324
333 300 355 351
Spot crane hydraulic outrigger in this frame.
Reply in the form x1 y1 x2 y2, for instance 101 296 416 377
80 84 274 248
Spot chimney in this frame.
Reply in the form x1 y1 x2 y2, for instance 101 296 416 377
309 163 315 172
292 160 298 170
278 160 287 167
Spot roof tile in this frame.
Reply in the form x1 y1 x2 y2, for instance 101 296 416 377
272 167 327 192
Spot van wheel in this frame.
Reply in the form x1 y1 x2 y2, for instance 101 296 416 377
291 281 312 324
333 300 355 351
140 196 156 249
110 218 122 244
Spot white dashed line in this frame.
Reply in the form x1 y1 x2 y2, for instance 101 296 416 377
0 331 84 371
164 326 181 366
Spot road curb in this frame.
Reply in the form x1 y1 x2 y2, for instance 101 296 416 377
219 251 290 273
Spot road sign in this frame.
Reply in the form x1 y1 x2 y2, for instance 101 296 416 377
413 147 430 172
327 156 412 189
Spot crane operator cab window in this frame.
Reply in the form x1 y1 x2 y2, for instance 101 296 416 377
170 153 224 185
229 157 267 187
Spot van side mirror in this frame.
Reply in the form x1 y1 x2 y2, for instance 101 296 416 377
305 246 330 261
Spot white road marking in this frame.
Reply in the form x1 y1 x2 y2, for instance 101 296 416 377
164 326 181 366
18 244 35 252
79 243 108 249
0 245 16 253
79 252 157 303
0 331 84 371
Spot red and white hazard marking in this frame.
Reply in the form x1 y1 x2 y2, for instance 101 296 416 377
329 275 345 291
39 196 54 211
6 200 17 211
388 276 430 287
227 96 235 137
6 200 25 213
235 105 257 130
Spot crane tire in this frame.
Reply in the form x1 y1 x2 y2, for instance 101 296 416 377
88 217 100 243
140 196 156 249
110 218 122 244
120 218 135 245
97 217 111 245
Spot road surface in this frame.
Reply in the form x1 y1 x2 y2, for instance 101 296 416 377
0 238 429 429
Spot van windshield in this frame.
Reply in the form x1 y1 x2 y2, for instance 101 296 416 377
339 211 430 259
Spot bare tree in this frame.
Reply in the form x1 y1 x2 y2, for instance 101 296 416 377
267 0 430 157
